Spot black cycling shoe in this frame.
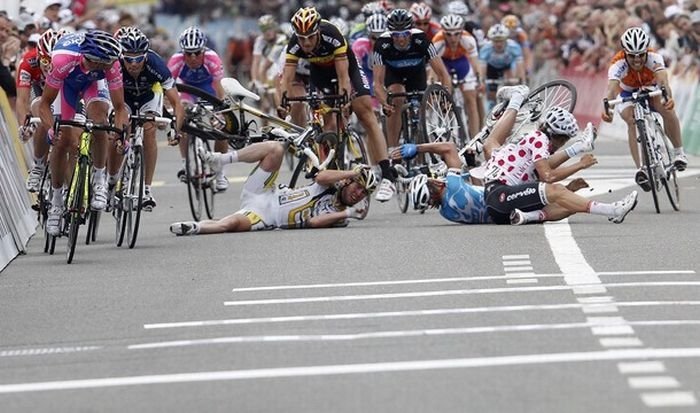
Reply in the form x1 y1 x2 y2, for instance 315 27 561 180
635 169 651 192
176 168 187 183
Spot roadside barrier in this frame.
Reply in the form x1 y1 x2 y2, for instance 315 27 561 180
0 89 36 271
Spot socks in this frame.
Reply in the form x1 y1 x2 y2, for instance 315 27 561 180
107 174 118 187
587 201 616 217
52 187 63 207
379 159 395 181
93 167 106 186
221 151 238 164
520 210 547 224
672 147 686 157
34 156 46 167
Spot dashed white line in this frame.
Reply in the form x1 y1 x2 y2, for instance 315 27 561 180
506 279 538 284
618 361 666 374
581 304 619 314
599 338 644 348
502 255 530 260
628 376 680 389
591 325 635 336
0 346 101 357
641 392 697 407
502 260 532 266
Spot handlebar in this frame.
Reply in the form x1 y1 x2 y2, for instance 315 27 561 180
281 91 348 108
129 114 173 127
603 87 667 116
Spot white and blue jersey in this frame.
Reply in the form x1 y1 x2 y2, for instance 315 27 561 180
478 39 523 70
439 171 491 224
122 50 175 107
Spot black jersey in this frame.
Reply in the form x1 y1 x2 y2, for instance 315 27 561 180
286 20 348 69
372 29 437 72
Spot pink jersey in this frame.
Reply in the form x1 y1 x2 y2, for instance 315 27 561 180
484 130 551 185
45 49 122 91
168 50 224 92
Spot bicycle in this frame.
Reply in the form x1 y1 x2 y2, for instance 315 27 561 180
461 79 577 167
450 70 472 142
421 83 468 148
112 113 173 249
25 116 56 254
604 88 680 213
52 117 124 264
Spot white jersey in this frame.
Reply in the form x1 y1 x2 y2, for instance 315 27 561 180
483 129 551 185
253 33 288 58
274 184 343 228
275 45 310 77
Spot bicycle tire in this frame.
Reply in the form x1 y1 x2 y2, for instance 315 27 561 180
85 210 100 245
395 113 412 214
66 158 88 264
420 84 467 148
115 154 131 247
174 83 239 142
637 119 660 214
342 128 370 169
657 126 680 211
186 135 205 221
200 138 215 220
289 132 338 188
522 79 577 122
127 146 145 248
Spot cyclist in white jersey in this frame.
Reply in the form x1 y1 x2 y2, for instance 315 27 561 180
169 138 376 235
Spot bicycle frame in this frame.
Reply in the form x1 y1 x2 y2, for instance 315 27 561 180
66 130 92 214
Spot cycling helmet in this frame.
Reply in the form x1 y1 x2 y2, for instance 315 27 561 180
354 167 378 194
542 107 579 138
291 7 322 36
330 17 349 37
502 15 520 30
386 9 413 31
620 27 649 54
179 26 207 52
446 1 470 17
409 2 432 20
118 27 149 54
258 14 278 32
409 174 430 211
366 14 387 35
113 26 129 40
487 24 510 40
361 2 384 18
37 28 64 59
81 30 122 63
440 14 464 31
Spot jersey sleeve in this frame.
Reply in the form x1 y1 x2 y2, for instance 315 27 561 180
252 36 265 56
285 37 301 65
607 59 625 81
461 35 478 58
15 56 34 88
149 51 176 89
527 131 551 162
203 51 224 82
104 60 123 91
167 54 185 80
44 53 77 89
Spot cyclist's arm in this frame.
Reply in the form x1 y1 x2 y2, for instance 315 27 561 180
38 85 59 130
604 79 621 101
250 53 261 85
654 69 673 100
314 169 359 186
277 62 297 103
415 142 462 169
429 56 451 91
164 87 185 133
213 79 225 100
534 157 588 183
373 63 388 106
306 210 351 228
109 87 129 132
333 56 352 97
15 85 30 123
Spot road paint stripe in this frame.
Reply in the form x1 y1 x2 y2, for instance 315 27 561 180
503 267 534 272
503 272 536 277
224 282 700 306
0 346 101 357
591 325 635 336
502 261 531 266
577 296 614 303
586 316 626 325
230 271 695 292
572 286 608 295
581 305 619 314
132 320 700 349
150 180 166 187
506 279 538 284
5 348 700 394
144 301 700 329
599 338 644 347
641 392 697 407
618 361 666 374
629 376 680 389
502 255 530 260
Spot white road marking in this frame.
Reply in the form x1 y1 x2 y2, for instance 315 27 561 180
223 282 700 306
581 305 619 314
577 296 614 303
502 255 530 260
618 361 666 374
502 272 536 276
0 346 101 357
131 320 700 349
586 316 626 325
5 348 700 394
229 271 695 293
599 338 644 348
506 279 538 284
502 261 531 266
641 392 697 407
591 325 635 336
503 266 534 272
572 286 608 295
144 301 700 329
628 376 680 389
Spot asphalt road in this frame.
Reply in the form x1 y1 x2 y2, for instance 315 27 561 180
1 131 699 412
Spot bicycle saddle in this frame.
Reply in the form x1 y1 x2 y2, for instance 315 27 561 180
221 77 260 101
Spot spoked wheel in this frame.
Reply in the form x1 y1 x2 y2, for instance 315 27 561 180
38 168 52 253
185 135 206 221
637 121 661 214
340 129 370 170
85 210 100 245
123 146 145 248
395 169 410 213
66 160 88 264
174 83 239 145
289 132 338 188
521 79 577 123
200 138 215 220
658 131 680 211
420 84 467 148
115 153 131 247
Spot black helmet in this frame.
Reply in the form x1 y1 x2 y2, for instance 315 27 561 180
386 8 413 31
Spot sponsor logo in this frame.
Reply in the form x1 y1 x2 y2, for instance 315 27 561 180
499 192 506 203
279 189 310 205
506 187 536 202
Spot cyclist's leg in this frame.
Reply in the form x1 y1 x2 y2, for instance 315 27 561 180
205 140 285 173
650 94 686 168
618 104 640 168
384 81 406 148
84 82 113 210
139 94 164 199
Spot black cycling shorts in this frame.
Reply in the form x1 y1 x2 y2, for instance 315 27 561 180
484 181 548 225
309 48 371 97
384 67 427 93
486 64 508 92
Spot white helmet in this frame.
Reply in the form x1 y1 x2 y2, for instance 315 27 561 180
487 24 510 40
409 174 430 211
446 1 469 17
409 2 432 20
440 14 464 31
542 107 579 138
366 14 387 35
179 26 206 51
620 27 649 54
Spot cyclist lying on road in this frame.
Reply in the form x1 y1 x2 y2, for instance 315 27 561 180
169 139 376 235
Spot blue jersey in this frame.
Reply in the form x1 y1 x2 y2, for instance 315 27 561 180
121 50 175 105
478 39 523 70
439 171 491 224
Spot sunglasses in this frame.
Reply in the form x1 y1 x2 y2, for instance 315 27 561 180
85 55 115 65
626 52 647 59
445 31 462 37
391 30 411 38
184 50 203 57
295 31 319 40
123 54 147 63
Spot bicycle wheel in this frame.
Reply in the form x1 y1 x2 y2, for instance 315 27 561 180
420 84 467 147
115 153 131 247
521 79 577 123
342 128 370 169
174 83 239 144
85 210 100 245
657 127 680 211
126 146 145 248
200 138 215 220
66 158 88 264
289 132 339 188
185 135 205 221
637 119 660 214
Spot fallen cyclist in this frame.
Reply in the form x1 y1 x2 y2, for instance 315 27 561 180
169 139 375 235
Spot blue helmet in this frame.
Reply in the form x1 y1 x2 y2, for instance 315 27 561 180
179 26 207 52
118 26 149 54
81 30 122 63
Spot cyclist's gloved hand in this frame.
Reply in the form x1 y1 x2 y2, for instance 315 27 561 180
400 143 418 160
168 131 181 146
601 110 613 123
18 123 36 141
663 97 675 111
345 198 369 220
276 105 290 118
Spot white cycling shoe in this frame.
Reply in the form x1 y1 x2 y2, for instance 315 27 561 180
169 221 200 236
374 178 395 202
609 191 638 224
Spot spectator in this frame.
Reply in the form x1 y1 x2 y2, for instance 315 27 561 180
0 14 17 101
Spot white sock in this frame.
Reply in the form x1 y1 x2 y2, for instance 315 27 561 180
145 184 151 194
52 187 63 207
222 151 238 164
34 156 46 167
521 210 547 224
673 147 686 156
587 201 616 217
93 167 106 186
506 92 526 111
